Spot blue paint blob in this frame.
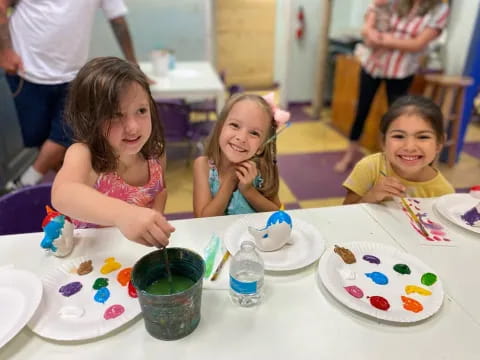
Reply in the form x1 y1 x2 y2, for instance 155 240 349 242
365 271 389 285
41 215 66 252
94 287 111 304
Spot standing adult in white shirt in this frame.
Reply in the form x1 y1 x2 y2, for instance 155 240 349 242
0 0 140 189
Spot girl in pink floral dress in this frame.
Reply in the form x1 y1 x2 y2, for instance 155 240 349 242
52 57 174 248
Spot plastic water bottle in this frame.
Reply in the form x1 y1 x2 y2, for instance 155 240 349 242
229 240 264 307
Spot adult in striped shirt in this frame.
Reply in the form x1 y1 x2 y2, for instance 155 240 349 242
335 0 449 173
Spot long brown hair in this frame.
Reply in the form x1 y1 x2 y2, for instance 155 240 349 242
65 56 164 173
205 93 279 199
395 0 444 17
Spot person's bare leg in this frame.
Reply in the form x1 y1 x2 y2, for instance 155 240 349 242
334 141 359 173
32 139 67 175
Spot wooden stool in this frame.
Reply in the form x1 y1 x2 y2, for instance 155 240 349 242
423 74 473 167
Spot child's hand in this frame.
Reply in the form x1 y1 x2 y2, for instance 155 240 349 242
364 176 407 203
236 161 258 191
115 205 175 248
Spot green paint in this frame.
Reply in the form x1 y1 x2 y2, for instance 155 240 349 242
146 274 195 295
421 272 437 286
93 277 109 289
393 263 411 275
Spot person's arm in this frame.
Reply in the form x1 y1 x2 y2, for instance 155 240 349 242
236 161 280 212
362 7 382 47
109 16 137 63
52 143 174 247
343 175 406 205
193 156 237 217
378 27 441 53
152 154 167 213
0 0 22 73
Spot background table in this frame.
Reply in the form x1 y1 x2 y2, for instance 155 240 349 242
1 205 479 359
140 61 226 114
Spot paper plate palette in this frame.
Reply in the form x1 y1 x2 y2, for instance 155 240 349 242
28 254 141 341
224 216 325 271
433 193 480 234
0 268 42 348
317 242 444 323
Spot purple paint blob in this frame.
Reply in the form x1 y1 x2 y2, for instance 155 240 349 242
104 304 125 320
59 281 83 297
344 285 364 298
362 254 380 264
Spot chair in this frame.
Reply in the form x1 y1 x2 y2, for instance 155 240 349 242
423 74 473 167
0 183 52 235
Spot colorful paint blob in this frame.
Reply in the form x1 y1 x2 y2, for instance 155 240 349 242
368 296 390 311
146 274 195 295
104 304 125 320
94 287 111 304
339 268 356 280
117 267 132 286
405 285 432 296
100 257 122 274
92 277 109 290
344 285 364 299
393 263 411 275
59 281 82 297
334 245 356 264
362 255 380 264
365 271 388 285
401 296 424 313
421 272 437 286
128 280 138 298
77 260 93 275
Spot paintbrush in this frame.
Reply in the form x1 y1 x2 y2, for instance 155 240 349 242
210 251 230 281
379 170 429 237
251 122 291 162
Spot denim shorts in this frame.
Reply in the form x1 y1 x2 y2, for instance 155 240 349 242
6 74 72 148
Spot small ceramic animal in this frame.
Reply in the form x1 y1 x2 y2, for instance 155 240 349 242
41 206 74 257
461 185 480 227
248 211 293 252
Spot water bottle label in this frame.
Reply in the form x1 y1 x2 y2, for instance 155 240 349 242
230 275 257 294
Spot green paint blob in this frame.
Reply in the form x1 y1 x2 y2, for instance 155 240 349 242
146 274 195 295
393 263 411 275
93 277 109 290
421 272 437 286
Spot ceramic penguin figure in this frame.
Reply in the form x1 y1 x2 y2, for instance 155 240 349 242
461 185 480 227
248 210 293 252
41 206 74 257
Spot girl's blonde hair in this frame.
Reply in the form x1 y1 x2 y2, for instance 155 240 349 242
395 0 443 17
205 93 279 200
65 57 165 173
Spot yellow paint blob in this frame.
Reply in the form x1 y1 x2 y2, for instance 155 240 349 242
405 285 432 296
100 257 122 274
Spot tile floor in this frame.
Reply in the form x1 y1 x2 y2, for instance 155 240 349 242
164 100 480 220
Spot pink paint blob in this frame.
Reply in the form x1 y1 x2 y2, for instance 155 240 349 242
104 304 125 320
344 285 364 299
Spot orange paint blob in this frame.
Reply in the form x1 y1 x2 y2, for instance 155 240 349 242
401 296 424 313
117 267 132 286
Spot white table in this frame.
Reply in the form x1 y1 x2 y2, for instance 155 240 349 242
362 198 480 326
1 205 479 359
140 61 226 114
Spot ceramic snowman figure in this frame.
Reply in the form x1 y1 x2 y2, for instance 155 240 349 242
461 185 480 227
40 206 74 257
248 211 293 252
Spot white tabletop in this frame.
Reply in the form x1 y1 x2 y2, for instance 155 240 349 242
1 205 479 359
140 61 226 113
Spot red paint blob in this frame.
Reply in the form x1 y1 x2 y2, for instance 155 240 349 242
369 296 390 311
128 280 138 298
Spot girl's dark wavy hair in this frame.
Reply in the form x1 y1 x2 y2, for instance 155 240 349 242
380 95 445 143
64 56 164 173
205 93 279 200
395 0 444 17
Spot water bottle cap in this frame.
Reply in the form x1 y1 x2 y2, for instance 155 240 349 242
240 240 256 250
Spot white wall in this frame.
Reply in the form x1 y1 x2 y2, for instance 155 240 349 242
89 0 211 62
444 0 480 75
